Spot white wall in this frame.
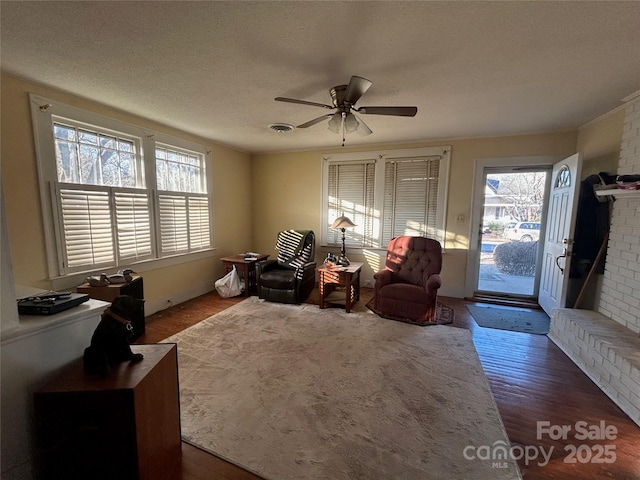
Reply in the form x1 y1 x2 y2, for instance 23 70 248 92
598 93 640 333
1 306 107 479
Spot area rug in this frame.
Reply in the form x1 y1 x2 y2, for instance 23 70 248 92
467 304 550 334
365 298 454 325
164 297 521 480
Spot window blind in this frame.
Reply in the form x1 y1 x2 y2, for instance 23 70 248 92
382 156 441 245
327 161 375 247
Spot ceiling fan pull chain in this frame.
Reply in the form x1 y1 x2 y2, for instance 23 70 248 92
342 121 346 147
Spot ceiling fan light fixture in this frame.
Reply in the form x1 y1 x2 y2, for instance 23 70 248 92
353 113 372 137
327 113 342 134
344 113 359 133
274 75 417 145
268 123 295 133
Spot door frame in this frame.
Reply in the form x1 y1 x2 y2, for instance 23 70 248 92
464 155 563 299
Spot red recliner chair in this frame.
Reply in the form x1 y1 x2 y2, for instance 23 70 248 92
373 236 442 325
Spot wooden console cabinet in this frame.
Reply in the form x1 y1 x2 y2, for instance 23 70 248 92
77 274 145 340
33 344 181 480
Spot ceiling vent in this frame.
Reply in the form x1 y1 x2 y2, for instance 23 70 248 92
269 123 295 133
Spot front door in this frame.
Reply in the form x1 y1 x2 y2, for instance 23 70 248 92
475 169 548 298
538 153 582 316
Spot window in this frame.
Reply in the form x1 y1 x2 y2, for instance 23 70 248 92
154 143 210 255
31 94 212 277
155 144 203 193
382 156 442 245
54 122 140 187
327 160 376 246
322 147 450 249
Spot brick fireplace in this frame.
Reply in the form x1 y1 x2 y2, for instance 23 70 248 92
549 92 640 427
598 92 640 334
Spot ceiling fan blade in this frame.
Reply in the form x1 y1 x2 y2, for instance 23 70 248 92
297 114 332 129
353 113 373 136
275 97 334 109
343 76 372 105
356 106 418 117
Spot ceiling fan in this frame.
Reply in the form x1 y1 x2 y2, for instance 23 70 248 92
275 75 417 145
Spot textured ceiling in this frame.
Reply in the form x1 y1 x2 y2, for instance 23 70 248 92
2 1 639 153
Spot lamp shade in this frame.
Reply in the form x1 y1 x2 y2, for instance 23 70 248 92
344 113 359 133
327 112 343 134
331 216 356 229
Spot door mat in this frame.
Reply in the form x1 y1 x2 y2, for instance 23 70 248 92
467 304 549 334
366 298 454 326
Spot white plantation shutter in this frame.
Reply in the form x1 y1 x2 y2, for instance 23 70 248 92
114 190 152 261
158 194 188 254
188 196 211 250
57 185 154 271
327 161 375 247
382 156 441 245
157 193 210 255
59 186 114 269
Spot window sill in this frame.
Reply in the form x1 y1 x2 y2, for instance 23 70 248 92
318 244 387 253
49 247 218 291
318 244 449 255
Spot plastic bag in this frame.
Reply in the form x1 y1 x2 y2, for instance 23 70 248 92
215 265 243 298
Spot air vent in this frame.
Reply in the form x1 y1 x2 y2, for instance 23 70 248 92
269 123 295 133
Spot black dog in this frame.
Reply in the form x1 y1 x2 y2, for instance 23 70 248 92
83 295 144 377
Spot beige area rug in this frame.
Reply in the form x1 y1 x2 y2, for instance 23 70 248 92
164 297 521 480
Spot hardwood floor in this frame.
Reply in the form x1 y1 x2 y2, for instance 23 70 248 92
138 289 640 480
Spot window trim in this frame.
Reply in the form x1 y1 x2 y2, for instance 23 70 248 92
320 146 450 250
30 93 215 279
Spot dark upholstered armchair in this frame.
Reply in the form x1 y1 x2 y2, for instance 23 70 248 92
256 230 316 304
373 236 442 325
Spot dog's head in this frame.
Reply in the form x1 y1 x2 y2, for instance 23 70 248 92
109 295 144 320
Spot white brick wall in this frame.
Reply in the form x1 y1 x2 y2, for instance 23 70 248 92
549 94 640 427
549 309 640 426
598 94 640 334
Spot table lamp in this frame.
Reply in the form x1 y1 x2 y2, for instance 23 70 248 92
330 216 356 266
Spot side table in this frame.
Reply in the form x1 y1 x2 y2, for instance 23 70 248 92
76 274 145 340
221 254 269 297
317 262 363 313
33 344 181 480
